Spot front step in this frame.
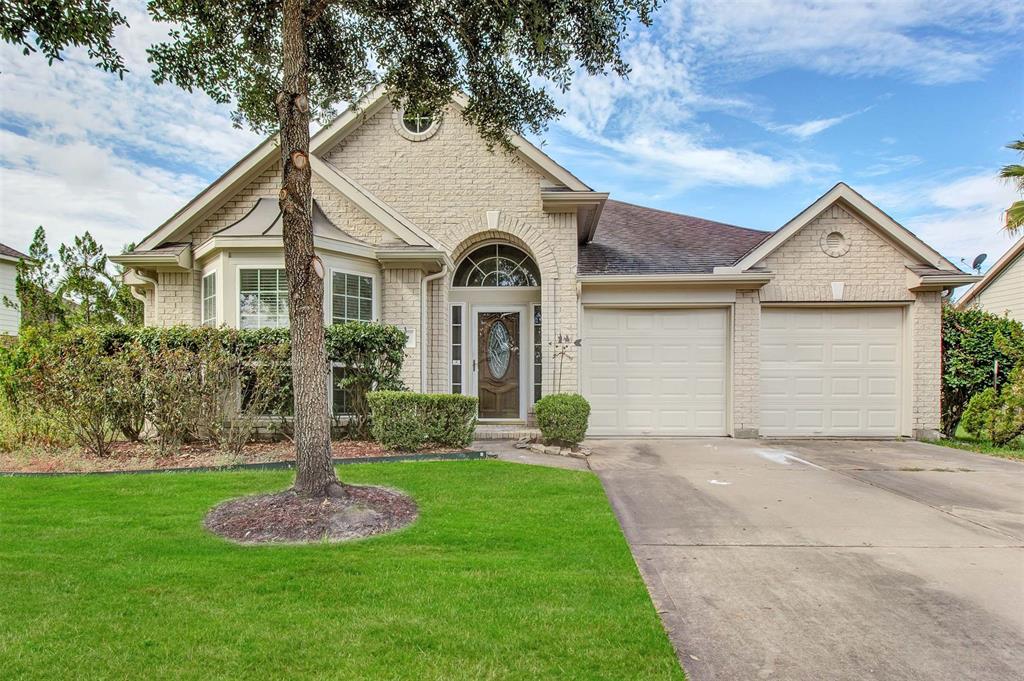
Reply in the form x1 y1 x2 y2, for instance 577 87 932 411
474 424 540 441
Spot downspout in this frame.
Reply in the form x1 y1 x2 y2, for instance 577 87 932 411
420 264 449 393
132 269 159 322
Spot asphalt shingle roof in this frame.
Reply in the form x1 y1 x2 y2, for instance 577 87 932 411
0 243 29 260
578 200 771 275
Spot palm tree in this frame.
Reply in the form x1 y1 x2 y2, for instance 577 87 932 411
1000 138 1024 235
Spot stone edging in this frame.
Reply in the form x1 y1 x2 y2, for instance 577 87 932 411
1 450 494 477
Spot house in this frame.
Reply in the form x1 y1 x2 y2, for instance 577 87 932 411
112 88 979 440
956 236 1024 320
0 242 28 335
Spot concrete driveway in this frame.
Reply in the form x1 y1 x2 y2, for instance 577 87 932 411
588 439 1024 680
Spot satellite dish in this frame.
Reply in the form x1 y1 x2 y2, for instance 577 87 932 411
971 253 987 271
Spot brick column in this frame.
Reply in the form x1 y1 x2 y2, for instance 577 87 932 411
381 268 423 390
911 291 942 440
732 289 761 438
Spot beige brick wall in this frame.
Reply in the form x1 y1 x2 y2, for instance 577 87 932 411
154 270 200 327
149 102 579 397
733 289 761 437
911 291 942 437
322 104 579 395
381 268 423 389
759 204 912 302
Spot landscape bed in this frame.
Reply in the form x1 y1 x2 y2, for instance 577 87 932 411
0 460 684 680
0 440 476 474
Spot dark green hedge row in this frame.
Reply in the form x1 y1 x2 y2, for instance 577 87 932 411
80 322 407 371
367 391 478 451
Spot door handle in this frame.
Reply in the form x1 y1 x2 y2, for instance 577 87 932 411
473 359 477 372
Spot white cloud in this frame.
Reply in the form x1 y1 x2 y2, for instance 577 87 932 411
862 172 1019 268
0 1 261 255
768 111 864 140
665 0 1023 85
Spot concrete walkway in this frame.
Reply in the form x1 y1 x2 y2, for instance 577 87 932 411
588 438 1024 681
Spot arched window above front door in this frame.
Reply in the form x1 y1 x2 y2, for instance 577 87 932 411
453 244 540 287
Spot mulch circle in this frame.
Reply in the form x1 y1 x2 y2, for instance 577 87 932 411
204 485 418 544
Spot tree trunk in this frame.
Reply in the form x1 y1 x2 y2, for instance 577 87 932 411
277 0 341 498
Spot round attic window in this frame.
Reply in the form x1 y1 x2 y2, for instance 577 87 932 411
820 230 850 258
394 105 440 141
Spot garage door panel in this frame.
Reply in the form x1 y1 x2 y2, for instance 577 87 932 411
761 308 902 437
584 308 727 436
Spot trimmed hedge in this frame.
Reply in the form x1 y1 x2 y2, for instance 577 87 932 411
367 391 478 451
535 393 590 446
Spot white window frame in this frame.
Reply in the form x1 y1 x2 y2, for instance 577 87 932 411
237 267 289 329
329 268 376 323
531 303 542 403
450 303 465 394
201 271 217 327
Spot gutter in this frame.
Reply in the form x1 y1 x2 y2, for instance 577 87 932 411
420 264 449 392
131 269 160 320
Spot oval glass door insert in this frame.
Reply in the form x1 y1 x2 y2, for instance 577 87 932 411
487 321 511 378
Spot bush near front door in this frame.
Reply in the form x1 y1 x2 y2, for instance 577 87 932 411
535 393 591 446
367 392 478 451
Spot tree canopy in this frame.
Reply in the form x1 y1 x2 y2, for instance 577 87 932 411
999 138 1023 234
146 0 656 148
0 0 128 75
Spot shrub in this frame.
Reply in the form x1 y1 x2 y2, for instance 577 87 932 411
33 329 122 457
202 341 291 456
0 322 407 453
0 326 70 451
942 306 1024 436
961 366 1024 446
367 391 478 451
535 393 590 446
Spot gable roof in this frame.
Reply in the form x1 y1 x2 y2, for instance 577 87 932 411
718 182 962 273
578 200 770 275
957 235 1024 307
0 242 29 262
135 86 591 253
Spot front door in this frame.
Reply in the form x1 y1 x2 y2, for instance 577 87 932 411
477 311 520 419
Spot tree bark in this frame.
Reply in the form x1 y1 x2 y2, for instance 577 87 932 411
277 0 341 498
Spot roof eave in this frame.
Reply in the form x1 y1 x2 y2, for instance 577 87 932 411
541 190 609 244
110 247 192 271
909 274 983 292
578 272 773 286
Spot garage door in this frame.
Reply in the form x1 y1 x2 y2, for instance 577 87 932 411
760 307 903 436
582 308 728 436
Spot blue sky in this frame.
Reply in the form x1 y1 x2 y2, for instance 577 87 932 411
1 0 1021 272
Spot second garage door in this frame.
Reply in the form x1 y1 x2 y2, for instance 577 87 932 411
760 307 903 437
582 308 728 436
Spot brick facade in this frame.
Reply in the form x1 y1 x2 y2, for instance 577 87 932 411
137 101 948 437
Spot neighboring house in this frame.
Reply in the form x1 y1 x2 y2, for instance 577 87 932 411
956 236 1024 320
112 87 979 440
0 242 28 335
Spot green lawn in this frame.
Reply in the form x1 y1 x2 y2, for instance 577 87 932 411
935 428 1024 462
0 461 683 680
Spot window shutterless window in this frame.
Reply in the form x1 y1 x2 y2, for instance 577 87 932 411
239 268 288 329
201 272 216 327
532 305 542 402
451 304 464 394
331 272 374 322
